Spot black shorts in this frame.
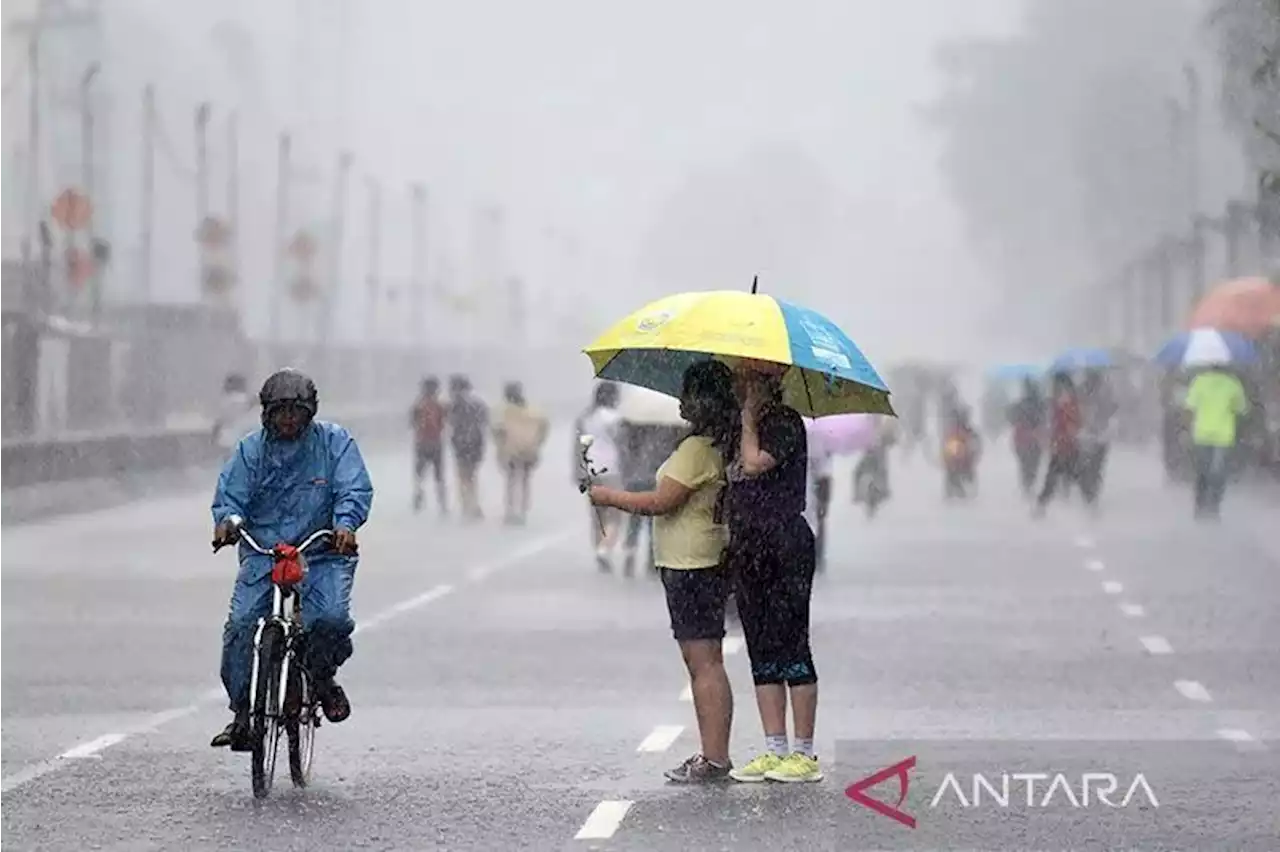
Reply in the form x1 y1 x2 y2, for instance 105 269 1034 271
659 565 729 642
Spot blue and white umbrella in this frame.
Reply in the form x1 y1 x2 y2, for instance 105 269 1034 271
1154 327 1258 368
1050 347 1112 372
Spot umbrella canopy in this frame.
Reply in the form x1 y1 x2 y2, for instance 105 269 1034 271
1051 347 1112 372
583 289 893 417
615 383 686 426
804 413 878 456
1154 327 1258 369
1185 276 1280 338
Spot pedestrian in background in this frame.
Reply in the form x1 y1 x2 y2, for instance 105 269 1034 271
410 376 449 515
1184 365 1249 519
447 374 489 521
578 382 625 570
494 381 549 525
1077 369 1117 510
1034 372 1081 517
1007 377 1046 498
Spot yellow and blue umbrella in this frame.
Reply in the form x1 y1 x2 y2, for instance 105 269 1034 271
582 288 892 417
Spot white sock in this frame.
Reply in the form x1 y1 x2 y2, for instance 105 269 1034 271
794 737 815 758
766 734 789 757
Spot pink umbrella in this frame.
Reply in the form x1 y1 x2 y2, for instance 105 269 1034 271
805 413 879 456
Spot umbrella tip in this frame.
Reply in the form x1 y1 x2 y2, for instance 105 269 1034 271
751 275 759 294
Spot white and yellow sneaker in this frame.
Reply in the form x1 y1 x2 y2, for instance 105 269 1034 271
729 752 784 783
764 752 824 783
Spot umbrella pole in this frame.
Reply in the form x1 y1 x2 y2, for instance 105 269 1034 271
578 446 608 538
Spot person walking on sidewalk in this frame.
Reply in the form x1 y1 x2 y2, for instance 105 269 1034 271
1185 366 1249 519
725 360 823 784
1077 369 1117 510
494 381 549 525
410 376 449 515
578 382 625 569
587 361 738 783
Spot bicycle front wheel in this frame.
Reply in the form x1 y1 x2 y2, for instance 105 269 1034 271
250 623 284 799
286 663 317 788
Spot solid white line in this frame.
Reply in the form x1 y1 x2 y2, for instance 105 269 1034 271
59 733 126 760
1074 534 1095 549
0 527 574 794
1119 603 1146 618
679 683 693 702
575 800 634 840
723 635 745 656
637 725 684 753
1174 680 1213 702
1102 581 1123 595
1085 559 1105 572
1140 636 1173 655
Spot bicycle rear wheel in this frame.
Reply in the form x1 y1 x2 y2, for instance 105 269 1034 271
286 663 317 787
250 623 284 799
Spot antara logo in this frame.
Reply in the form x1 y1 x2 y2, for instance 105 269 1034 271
846 756 1160 829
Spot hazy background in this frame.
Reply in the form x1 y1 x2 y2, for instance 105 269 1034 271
3 0 1268 377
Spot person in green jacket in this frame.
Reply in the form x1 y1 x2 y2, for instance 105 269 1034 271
1184 366 1250 518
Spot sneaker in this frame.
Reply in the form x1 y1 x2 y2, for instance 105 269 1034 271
765 752 824 783
729 752 784 783
664 753 731 783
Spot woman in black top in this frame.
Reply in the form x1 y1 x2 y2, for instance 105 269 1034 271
725 361 822 784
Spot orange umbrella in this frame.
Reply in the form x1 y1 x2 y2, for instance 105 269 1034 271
1185 276 1280 338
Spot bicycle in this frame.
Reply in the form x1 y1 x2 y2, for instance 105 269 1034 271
213 515 345 799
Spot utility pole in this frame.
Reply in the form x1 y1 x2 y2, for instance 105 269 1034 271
409 182 427 349
364 177 382 346
80 61 100 324
139 84 156 303
270 133 292 346
319 150 352 348
226 111 240 313
195 102 211 302
7 1 98 290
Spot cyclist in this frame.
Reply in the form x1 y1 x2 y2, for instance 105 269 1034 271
209 369 374 751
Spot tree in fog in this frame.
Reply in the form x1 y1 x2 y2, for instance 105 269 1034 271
925 0 1209 308
1209 0 1280 198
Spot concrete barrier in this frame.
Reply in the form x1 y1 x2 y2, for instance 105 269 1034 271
1 408 408 490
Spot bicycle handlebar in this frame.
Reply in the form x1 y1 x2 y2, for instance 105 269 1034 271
211 514 343 556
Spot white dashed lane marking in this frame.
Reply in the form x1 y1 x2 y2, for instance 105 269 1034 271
1139 636 1173 655
1085 559 1105 572
1175 680 1213 702
1102 581 1123 595
1074 534 1096 549
636 725 684 753
575 800 634 840
723 635 745 655
1119 603 1146 618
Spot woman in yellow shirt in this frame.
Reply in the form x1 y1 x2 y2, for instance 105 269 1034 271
588 361 739 783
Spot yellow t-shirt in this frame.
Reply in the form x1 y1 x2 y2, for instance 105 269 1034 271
652 435 728 570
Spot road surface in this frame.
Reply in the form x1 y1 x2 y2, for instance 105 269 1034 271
3 431 1277 850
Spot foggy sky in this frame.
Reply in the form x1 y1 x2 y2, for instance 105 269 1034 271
6 0 1023 368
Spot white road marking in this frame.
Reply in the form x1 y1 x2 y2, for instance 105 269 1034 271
59 733 126 760
637 725 684 753
723 635 745 655
1074 534 1095 549
575 800 634 840
1085 559 1105 572
1216 729 1266 751
1140 636 1173 655
679 683 693 702
1119 603 1146 618
1102 581 1123 595
0 528 574 794
1174 680 1213 702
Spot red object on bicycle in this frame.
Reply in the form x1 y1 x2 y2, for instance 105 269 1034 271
272 543 306 586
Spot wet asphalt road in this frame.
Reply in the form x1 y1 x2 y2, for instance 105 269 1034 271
2 429 1278 851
